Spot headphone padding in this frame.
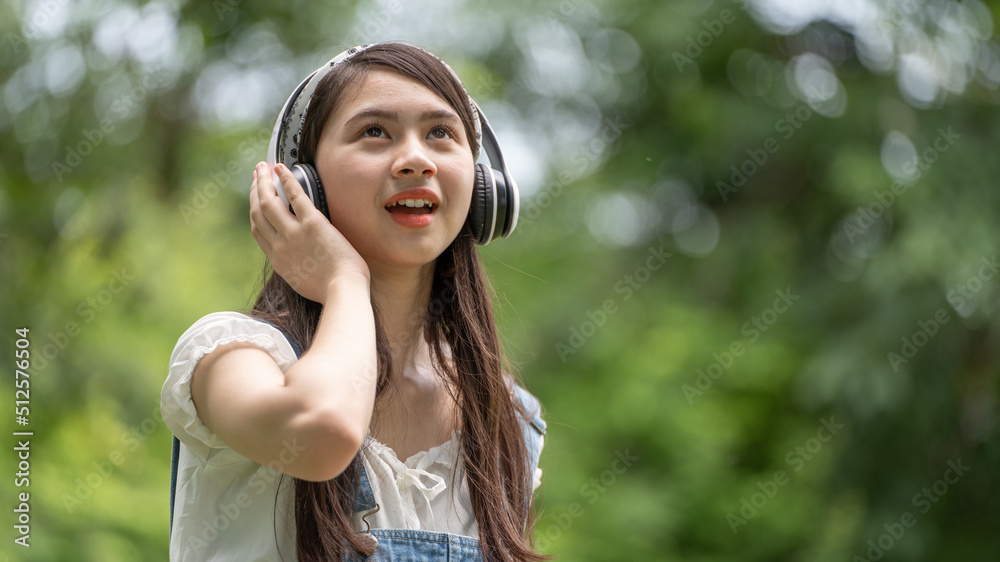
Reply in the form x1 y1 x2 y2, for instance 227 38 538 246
505 176 519 236
500 173 517 237
291 163 329 220
470 163 494 244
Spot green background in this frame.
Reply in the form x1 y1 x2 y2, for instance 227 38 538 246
2 0 998 560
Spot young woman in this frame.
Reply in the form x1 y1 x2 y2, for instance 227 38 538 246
161 43 548 561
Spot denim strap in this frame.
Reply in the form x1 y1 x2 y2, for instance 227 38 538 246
169 435 179 537
511 383 547 477
355 462 378 512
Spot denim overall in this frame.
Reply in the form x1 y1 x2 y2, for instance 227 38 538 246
169 327 547 562
344 382 546 561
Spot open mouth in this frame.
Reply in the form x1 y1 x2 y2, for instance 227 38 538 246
385 198 435 215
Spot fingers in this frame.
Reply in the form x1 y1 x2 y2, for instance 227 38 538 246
249 169 278 240
254 162 298 232
251 222 274 256
249 168 278 263
274 162 317 219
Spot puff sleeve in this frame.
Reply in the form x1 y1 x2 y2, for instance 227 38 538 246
160 312 299 461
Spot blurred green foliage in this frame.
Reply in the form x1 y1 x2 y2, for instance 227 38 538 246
2 0 998 560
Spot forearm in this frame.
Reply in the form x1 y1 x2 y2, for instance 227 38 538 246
282 272 378 448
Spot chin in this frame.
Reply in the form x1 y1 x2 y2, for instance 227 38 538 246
367 235 454 270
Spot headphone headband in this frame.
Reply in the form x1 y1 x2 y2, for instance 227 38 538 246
268 43 483 168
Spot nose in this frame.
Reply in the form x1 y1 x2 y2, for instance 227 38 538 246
393 134 437 179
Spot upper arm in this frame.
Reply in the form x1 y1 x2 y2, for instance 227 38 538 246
189 341 361 481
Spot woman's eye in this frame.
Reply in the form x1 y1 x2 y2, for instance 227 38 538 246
364 126 385 138
429 127 451 139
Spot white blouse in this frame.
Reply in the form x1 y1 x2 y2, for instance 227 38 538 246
161 312 542 561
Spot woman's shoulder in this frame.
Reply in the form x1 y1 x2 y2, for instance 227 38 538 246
505 377 547 437
169 311 296 361
161 311 299 459
174 310 265 340
504 378 547 490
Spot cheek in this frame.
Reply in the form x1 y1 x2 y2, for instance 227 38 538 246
318 164 371 230
456 178 474 213
444 162 476 212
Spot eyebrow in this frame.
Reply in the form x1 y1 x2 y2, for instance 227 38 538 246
344 107 461 126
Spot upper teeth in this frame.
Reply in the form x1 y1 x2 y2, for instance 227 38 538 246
391 198 433 208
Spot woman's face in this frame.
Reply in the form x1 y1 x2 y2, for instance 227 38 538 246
313 68 475 272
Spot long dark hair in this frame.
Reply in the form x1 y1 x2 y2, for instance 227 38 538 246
250 42 548 562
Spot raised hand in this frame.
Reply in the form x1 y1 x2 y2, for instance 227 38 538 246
249 161 370 302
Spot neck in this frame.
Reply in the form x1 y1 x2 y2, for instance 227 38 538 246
366 259 461 449
368 260 436 375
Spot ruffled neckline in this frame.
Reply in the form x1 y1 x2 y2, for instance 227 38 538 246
363 429 463 502
366 428 462 468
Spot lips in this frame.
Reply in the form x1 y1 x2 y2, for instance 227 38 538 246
384 188 440 228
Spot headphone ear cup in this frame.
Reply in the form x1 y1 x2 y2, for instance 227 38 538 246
469 163 495 245
501 172 519 238
290 163 330 220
